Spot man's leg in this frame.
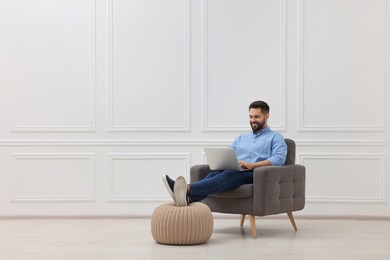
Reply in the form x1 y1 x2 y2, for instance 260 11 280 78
189 169 253 202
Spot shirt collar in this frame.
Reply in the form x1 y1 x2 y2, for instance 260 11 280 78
253 126 271 136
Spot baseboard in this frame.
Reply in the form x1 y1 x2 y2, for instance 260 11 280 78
1 214 389 221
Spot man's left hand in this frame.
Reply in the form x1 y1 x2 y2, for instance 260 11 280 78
239 161 253 170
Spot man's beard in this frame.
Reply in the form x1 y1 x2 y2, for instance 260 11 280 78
251 118 266 133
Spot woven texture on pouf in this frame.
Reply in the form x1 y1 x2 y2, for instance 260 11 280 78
151 202 213 245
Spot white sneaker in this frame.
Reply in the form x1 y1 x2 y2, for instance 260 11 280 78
174 176 188 207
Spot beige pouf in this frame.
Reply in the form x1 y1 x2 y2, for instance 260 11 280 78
151 202 213 245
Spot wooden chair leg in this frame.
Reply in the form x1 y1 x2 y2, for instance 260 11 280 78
287 212 298 231
249 214 257 238
240 214 246 227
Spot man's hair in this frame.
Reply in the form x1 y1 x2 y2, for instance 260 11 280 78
249 100 270 115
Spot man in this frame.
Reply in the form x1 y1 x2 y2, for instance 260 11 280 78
162 100 287 206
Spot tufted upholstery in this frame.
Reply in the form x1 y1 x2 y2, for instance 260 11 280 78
190 138 305 238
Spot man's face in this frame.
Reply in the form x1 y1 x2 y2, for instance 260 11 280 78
249 108 269 133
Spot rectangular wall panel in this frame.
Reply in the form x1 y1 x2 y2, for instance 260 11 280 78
14 0 95 132
203 0 286 131
108 0 190 132
108 153 190 201
13 153 96 202
300 153 385 202
298 0 385 131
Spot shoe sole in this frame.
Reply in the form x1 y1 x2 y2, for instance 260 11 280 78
174 176 188 207
161 175 175 201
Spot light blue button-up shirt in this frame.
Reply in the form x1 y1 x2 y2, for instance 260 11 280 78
229 126 287 166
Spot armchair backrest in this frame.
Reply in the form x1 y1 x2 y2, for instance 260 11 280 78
284 138 295 165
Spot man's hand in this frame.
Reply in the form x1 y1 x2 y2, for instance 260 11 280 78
239 161 253 170
239 159 272 170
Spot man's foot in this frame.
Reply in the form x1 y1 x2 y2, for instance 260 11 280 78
174 176 188 207
161 174 175 201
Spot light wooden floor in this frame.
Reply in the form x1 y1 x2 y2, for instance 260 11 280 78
1 216 390 260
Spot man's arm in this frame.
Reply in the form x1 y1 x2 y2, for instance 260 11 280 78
267 134 287 166
239 159 272 170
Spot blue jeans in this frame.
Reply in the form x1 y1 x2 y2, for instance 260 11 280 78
189 169 254 202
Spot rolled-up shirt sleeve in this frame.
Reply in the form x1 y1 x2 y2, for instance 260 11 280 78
267 134 287 166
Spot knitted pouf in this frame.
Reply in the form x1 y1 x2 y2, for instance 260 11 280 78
151 202 213 245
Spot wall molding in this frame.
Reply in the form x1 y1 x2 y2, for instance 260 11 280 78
295 139 387 147
0 139 387 147
12 153 96 202
107 0 191 133
297 0 386 132
107 153 190 202
13 0 96 133
299 152 386 203
201 0 287 132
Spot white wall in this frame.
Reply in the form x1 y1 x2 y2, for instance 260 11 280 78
0 0 389 217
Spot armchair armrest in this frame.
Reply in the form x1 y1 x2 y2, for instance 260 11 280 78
190 164 211 183
253 164 306 216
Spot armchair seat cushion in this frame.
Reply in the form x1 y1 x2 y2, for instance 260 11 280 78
209 184 253 199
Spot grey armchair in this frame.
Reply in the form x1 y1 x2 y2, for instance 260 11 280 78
190 139 305 238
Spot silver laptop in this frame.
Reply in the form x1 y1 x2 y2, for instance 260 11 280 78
204 148 251 171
